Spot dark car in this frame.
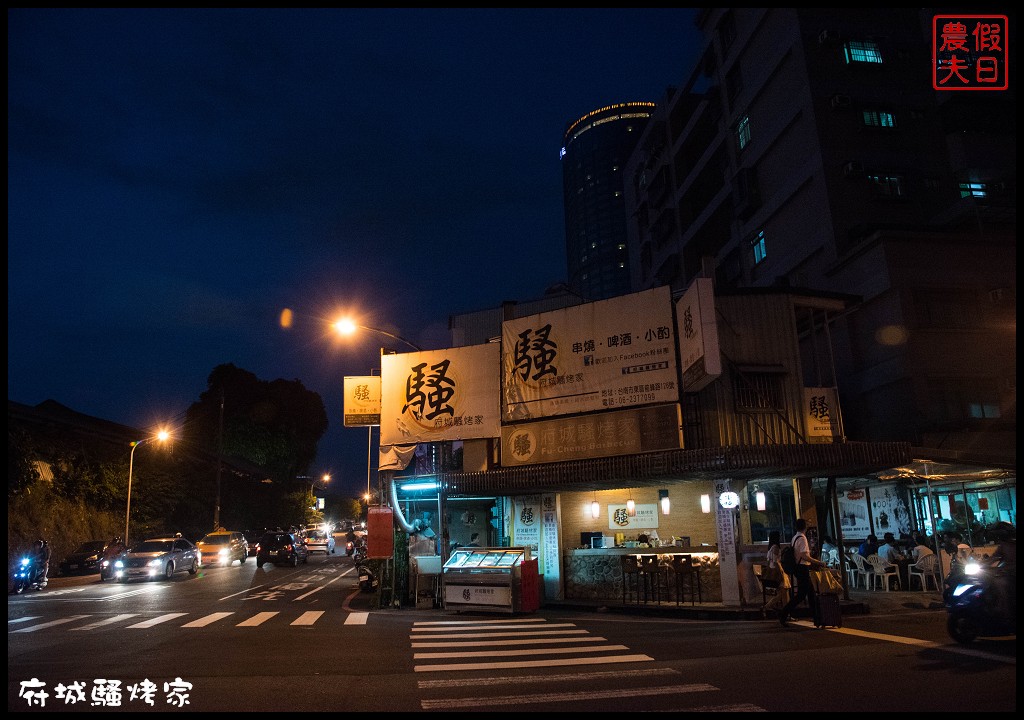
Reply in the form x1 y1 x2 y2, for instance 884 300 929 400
256 531 308 568
60 540 109 576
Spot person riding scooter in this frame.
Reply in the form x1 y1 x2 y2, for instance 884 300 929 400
101 536 127 580
30 539 51 586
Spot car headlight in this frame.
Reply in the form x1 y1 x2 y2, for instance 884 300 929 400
115 560 124 569
218 549 229 558
148 558 163 567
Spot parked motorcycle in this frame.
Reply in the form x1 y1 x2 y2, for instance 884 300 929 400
944 558 1016 644
10 556 48 594
356 561 378 593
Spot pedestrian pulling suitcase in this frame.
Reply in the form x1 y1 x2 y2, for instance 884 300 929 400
814 590 843 628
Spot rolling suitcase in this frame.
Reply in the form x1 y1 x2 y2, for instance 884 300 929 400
814 591 843 628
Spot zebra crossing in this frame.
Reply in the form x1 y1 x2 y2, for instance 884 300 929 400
8 610 369 633
410 617 765 711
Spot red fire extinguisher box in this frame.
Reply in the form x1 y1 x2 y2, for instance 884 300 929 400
367 506 394 559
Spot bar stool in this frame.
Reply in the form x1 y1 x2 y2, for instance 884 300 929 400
638 554 668 604
621 554 643 604
668 555 702 605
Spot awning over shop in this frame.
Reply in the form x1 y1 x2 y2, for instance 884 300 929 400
442 441 913 496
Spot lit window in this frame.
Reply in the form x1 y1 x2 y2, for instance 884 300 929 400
959 182 987 198
867 174 905 197
844 40 883 64
862 110 896 128
751 229 767 265
737 116 752 150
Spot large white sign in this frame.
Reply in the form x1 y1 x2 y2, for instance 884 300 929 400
803 387 842 443
676 278 722 392
501 286 678 421
380 343 500 445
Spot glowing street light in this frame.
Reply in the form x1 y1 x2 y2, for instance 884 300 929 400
331 318 422 352
125 430 170 546
311 473 331 506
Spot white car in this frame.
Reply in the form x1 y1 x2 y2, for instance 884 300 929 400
304 529 335 554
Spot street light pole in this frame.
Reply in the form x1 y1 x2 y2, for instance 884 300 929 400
331 318 422 353
125 430 169 546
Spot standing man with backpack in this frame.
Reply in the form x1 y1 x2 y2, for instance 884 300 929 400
779 518 827 626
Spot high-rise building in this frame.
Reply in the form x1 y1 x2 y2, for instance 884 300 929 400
561 102 656 301
623 8 1015 459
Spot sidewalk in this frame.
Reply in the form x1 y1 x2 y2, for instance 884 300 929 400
538 588 945 621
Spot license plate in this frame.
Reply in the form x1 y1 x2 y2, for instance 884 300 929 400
359 575 368 582
69 564 78 570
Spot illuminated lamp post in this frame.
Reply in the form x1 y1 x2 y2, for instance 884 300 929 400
125 430 170 546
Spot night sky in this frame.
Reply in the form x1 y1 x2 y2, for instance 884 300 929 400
8 8 701 496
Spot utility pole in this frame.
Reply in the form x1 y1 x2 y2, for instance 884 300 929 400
213 387 224 530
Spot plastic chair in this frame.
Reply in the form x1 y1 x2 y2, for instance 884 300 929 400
908 554 940 591
850 551 873 589
866 554 900 591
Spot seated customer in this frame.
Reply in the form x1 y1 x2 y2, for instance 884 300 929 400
877 532 907 564
910 533 935 562
858 534 879 558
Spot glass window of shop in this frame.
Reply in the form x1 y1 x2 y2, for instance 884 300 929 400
746 480 797 543
909 480 1016 546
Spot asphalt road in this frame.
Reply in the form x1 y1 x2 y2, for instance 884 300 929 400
8 548 1016 712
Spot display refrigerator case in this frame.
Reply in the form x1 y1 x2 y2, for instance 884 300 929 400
442 547 538 613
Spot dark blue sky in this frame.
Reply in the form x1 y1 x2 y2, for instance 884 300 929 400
8 8 701 496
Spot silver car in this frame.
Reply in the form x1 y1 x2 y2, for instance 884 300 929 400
114 536 200 582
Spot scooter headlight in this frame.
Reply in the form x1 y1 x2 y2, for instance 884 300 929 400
964 561 982 575
20 557 30 567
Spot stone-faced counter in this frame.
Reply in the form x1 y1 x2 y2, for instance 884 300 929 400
563 547 721 603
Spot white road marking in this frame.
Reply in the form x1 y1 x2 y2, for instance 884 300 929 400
126 613 188 628
413 636 608 648
414 652 654 673
11 615 92 633
8 617 41 624
417 666 680 689
71 614 139 630
291 611 324 625
182 612 234 627
414 644 630 659
345 612 369 625
237 611 278 627
409 629 587 640
412 622 576 633
419 682 715 708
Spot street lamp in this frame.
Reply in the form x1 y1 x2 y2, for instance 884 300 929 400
311 473 330 507
331 318 422 353
125 430 170 546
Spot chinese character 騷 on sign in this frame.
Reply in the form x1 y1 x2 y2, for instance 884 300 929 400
933 15 1008 90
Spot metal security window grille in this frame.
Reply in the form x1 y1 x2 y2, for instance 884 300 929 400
844 40 883 64
733 372 785 413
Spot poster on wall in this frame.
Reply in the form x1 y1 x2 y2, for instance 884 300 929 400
869 484 912 538
540 494 562 601
837 489 872 539
606 504 660 531
511 495 540 555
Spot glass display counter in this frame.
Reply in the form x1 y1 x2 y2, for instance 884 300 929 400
442 547 536 613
